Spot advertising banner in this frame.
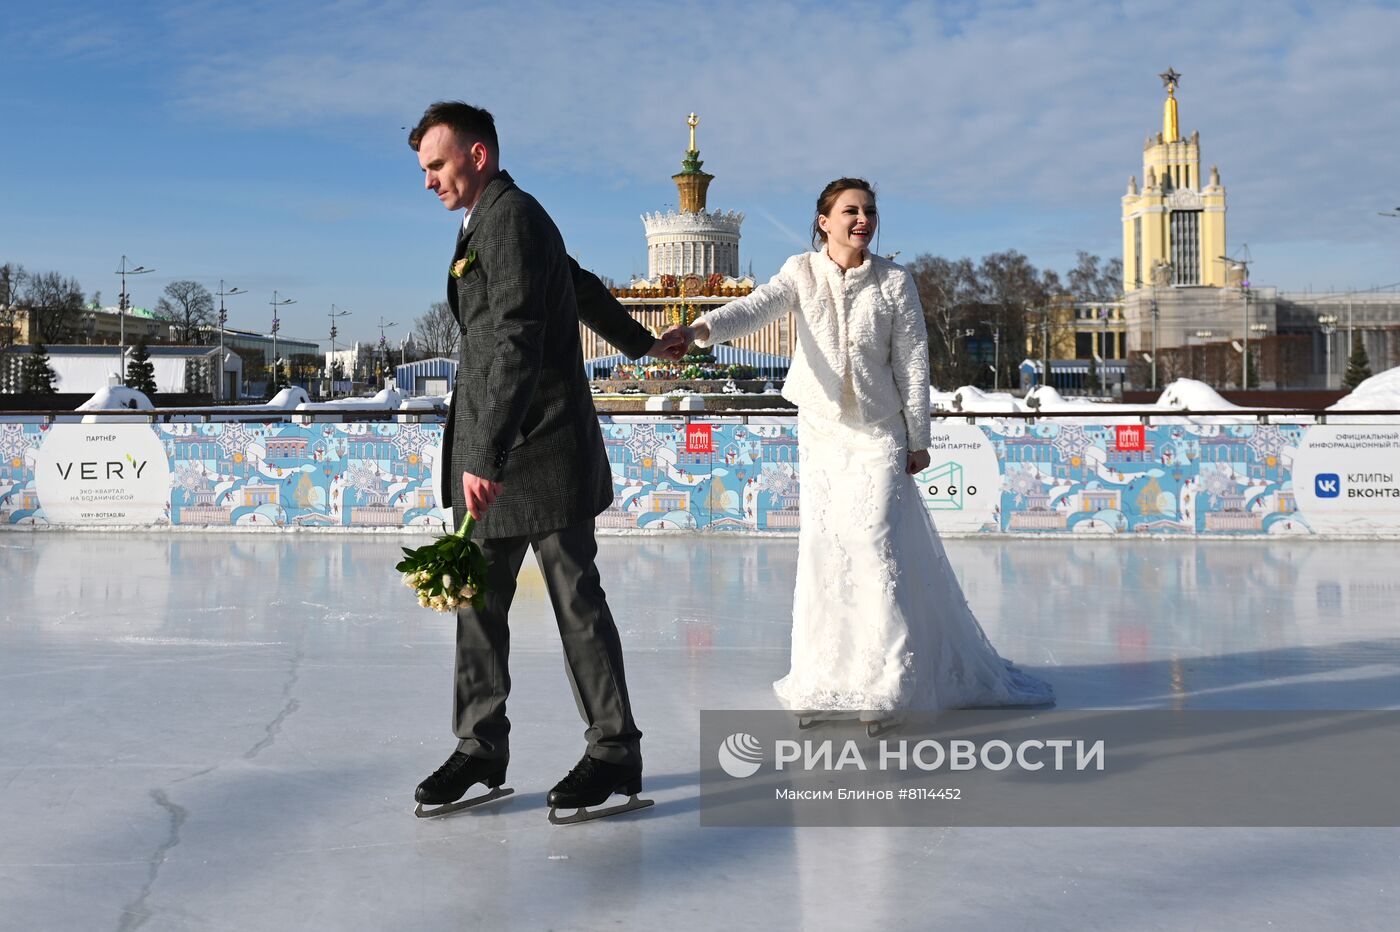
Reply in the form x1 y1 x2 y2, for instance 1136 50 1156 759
914 425 999 533
1292 426 1400 535
5 416 1400 536
32 425 172 525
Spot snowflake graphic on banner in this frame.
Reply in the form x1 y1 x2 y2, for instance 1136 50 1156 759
174 463 207 493
216 422 258 459
1005 464 1042 506
1198 464 1236 506
1246 427 1287 462
346 461 382 495
624 425 664 462
390 425 430 460
757 463 798 498
0 425 41 464
1049 425 1093 462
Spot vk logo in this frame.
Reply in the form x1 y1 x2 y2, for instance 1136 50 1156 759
1315 474 1341 498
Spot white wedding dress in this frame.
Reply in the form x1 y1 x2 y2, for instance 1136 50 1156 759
773 410 1054 714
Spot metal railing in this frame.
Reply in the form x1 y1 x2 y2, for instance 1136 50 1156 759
3 404 1398 425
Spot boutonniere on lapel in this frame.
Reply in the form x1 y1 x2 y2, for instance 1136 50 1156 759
450 250 478 279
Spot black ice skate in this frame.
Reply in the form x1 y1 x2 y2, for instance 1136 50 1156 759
861 716 901 739
413 752 513 818
797 711 841 730
546 755 653 825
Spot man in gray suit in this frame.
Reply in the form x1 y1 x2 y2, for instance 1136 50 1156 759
407 101 685 822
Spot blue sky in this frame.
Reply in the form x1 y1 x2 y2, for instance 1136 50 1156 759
3 0 1398 348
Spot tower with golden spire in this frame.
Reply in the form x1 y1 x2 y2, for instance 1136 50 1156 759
1122 69 1228 291
641 113 745 280
578 115 786 368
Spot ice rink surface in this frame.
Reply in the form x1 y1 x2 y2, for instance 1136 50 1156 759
3 532 1399 931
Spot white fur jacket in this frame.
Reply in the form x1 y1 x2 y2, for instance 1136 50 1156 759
694 249 931 450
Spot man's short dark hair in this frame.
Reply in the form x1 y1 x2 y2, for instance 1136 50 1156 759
408 101 499 157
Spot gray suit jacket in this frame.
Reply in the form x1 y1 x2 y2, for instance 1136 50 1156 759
441 171 654 539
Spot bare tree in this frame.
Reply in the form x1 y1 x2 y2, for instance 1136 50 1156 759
414 300 459 358
157 280 215 344
0 263 28 351
0 263 26 307
974 251 1054 390
1066 251 1122 302
907 254 978 386
22 271 85 344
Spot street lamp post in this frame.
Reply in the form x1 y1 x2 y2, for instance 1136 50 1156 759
377 317 398 387
1242 287 1253 388
1219 255 1252 389
328 304 351 398
115 256 154 384
1136 276 1160 391
979 319 1001 392
951 327 975 366
215 281 246 400
1318 314 1338 389
268 291 295 391
1150 290 1159 391
1037 310 1051 389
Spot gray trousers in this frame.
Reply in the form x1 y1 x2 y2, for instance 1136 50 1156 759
450 515 642 767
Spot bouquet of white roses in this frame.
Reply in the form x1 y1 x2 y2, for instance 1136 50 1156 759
396 514 490 613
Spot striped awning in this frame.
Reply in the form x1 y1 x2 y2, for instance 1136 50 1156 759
586 344 791 374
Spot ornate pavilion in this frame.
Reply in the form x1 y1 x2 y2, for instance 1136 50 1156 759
580 115 795 376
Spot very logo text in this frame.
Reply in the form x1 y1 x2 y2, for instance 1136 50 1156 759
55 460 148 481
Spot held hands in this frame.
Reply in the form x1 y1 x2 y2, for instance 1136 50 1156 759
461 471 503 520
906 449 931 475
651 326 693 361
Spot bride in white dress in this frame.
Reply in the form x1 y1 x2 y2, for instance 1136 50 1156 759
671 178 1052 721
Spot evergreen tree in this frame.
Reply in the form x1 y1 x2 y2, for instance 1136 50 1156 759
126 340 157 395
1343 332 1372 390
24 343 57 394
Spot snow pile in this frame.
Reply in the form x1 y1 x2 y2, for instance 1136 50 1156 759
296 387 401 411
399 393 450 412
266 387 312 409
74 386 155 424
76 386 154 411
928 378 1290 425
1024 385 1122 412
937 385 1028 414
1155 379 1239 411
1330 366 1400 411
1326 365 1400 422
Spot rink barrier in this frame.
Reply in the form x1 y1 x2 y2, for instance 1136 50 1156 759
1 408 1398 537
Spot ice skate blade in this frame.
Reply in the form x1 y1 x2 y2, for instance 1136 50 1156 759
547 794 655 825
864 720 899 739
414 786 514 819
